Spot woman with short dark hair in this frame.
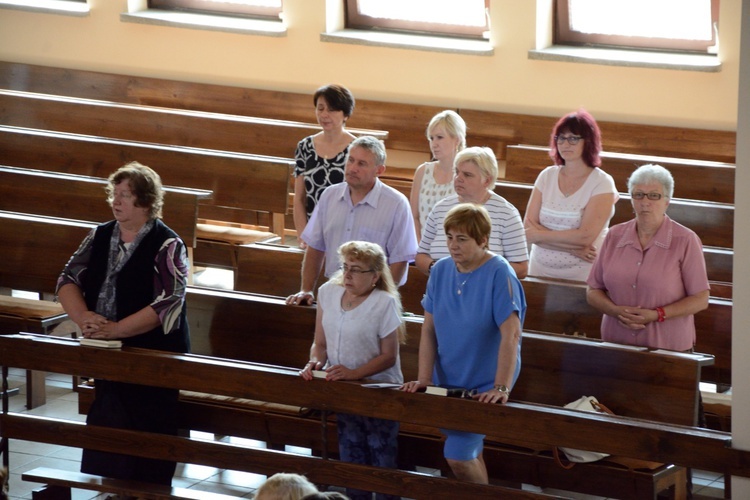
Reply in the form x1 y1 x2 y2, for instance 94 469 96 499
293 84 356 248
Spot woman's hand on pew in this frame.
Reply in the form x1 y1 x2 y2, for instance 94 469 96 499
286 291 315 306
299 360 323 381
401 380 428 393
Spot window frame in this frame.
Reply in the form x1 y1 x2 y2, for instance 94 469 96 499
149 0 282 20
344 0 490 40
554 0 719 53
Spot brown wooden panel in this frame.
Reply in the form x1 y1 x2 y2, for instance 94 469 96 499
461 109 736 163
519 276 732 386
505 144 735 204
0 89 386 159
0 165 208 247
0 211 95 294
0 126 292 215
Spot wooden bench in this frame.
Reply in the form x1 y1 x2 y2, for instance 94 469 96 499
233 242 427 315
505 144 736 204
460 109 736 163
0 89 388 160
0 125 294 265
0 211 96 408
22 467 237 500
1 61 736 165
520 276 733 389
0 165 210 248
0 60 431 158
10 332 740 500
177 287 715 498
0 334 560 500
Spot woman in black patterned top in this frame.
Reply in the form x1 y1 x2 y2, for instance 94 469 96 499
293 84 356 249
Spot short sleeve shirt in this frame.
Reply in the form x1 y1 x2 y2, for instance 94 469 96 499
586 216 709 351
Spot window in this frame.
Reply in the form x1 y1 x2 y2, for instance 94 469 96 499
345 0 489 40
149 0 282 20
555 0 719 53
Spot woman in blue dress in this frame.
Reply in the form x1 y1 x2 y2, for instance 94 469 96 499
402 203 526 483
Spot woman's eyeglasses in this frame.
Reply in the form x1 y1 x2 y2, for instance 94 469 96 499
340 265 375 275
554 135 582 145
631 192 664 200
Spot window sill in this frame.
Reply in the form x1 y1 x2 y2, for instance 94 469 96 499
529 45 721 72
121 9 286 37
322 29 493 57
0 0 89 17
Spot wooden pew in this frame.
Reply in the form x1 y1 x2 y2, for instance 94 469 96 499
1 61 736 166
520 276 733 388
233 242 427 315
0 60 433 157
2 335 542 500
0 211 96 408
380 173 735 254
70 294 724 498
460 109 736 163
180 287 715 498
0 89 388 160
0 125 294 264
505 144 736 204
0 165 210 248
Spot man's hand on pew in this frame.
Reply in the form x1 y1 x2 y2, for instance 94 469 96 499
286 290 315 306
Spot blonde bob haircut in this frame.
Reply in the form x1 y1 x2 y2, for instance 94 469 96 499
453 146 498 183
426 110 467 151
329 240 406 343
443 203 492 250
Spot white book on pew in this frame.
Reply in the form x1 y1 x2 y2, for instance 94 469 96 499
424 386 477 399
79 338 123 349
311 370 328 379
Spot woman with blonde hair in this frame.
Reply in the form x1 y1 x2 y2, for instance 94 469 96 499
300 241 404 500
410 110 467 240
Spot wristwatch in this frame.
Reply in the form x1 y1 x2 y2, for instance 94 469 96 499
493 385 510 395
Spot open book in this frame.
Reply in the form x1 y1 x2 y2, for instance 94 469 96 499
79 338 123 349
424 386 477 399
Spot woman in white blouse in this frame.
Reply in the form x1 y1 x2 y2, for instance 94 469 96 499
524 109 618 281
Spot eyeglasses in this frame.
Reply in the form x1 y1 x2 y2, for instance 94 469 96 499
555 135 582 145
631 192 664 201
340 265 375 275
111 191 135 201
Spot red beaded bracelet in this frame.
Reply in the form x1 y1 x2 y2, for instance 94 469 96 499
656 306 666 322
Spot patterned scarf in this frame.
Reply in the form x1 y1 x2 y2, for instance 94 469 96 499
95 219 155 320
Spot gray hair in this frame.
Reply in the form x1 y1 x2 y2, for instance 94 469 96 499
454 146 498 183
350 135 387 167
627 164 674 199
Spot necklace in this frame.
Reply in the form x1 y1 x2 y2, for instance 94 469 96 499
456 268 474 295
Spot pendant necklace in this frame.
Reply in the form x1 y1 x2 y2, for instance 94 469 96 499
456 268 473 295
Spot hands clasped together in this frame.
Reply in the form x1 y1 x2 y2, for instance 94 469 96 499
614 306 658 330
80 311 120 339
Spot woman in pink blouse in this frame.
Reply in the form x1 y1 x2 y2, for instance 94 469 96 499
586 164 709 351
